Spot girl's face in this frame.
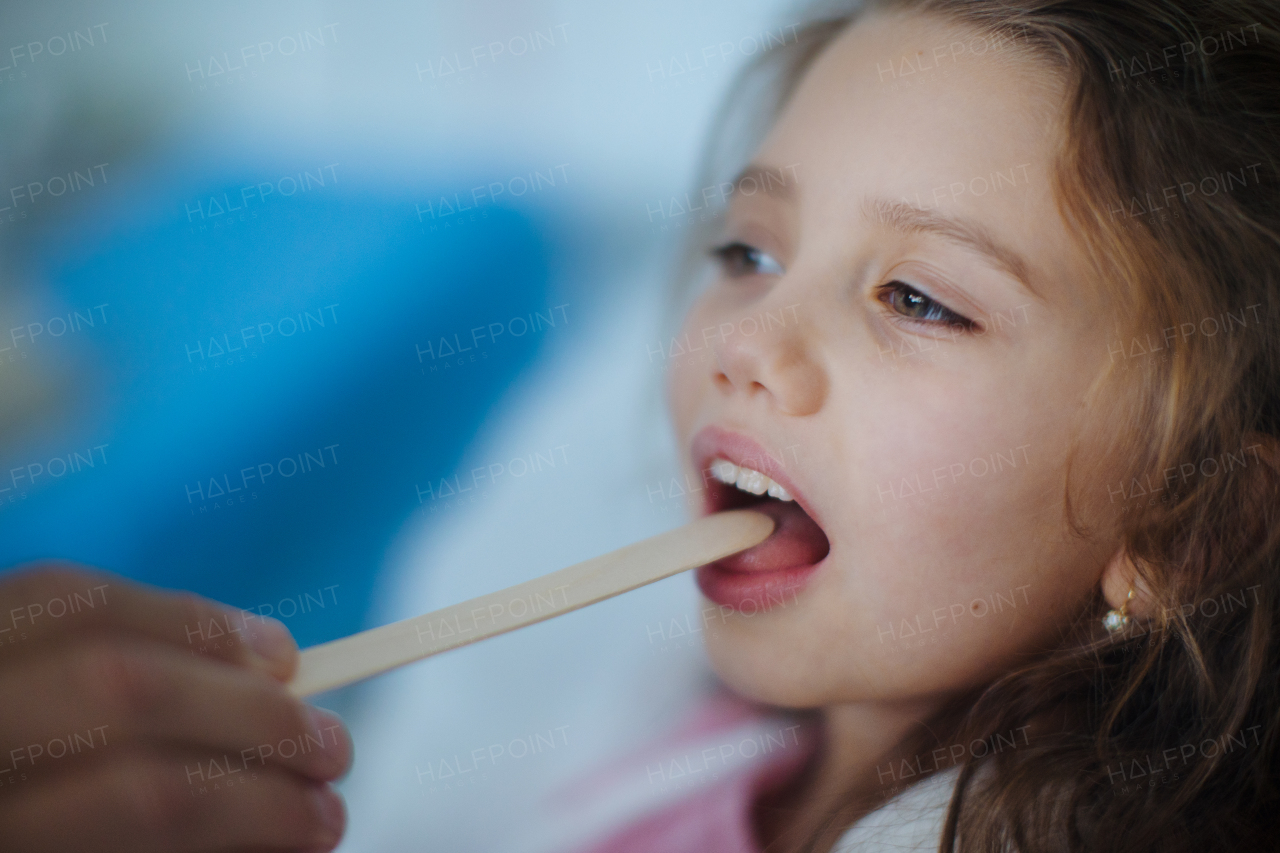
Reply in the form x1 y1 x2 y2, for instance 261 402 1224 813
667 11 1127 709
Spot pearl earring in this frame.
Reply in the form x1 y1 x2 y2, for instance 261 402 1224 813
1103 587 1135 633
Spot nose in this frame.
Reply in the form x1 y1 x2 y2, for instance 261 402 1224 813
710 303 827 416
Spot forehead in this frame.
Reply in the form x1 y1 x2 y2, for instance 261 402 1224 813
755 11 1069 243
768 11 1063 172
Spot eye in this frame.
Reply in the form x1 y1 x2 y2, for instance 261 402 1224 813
877 280 975 330
710 241 786 278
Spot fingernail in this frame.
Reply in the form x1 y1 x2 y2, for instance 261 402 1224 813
307 705 352 775
311 785 346 845
246 616 295 665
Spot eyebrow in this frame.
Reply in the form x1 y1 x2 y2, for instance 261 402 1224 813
863 197 1042 301
730 163 799 201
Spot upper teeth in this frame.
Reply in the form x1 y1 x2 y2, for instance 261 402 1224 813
709 458 793 501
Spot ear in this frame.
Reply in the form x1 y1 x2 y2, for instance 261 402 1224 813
1101 548 1151 619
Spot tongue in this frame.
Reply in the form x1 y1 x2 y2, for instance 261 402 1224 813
712 500 829 573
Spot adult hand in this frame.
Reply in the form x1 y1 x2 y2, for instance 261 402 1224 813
0 562 351 852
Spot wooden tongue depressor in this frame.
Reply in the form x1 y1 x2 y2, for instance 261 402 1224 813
288 508 774 697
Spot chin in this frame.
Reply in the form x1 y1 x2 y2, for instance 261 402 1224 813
702 623 832 710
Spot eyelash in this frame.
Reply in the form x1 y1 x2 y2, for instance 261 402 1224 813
710 241 784 277
712 240 977 332
876 281 976 331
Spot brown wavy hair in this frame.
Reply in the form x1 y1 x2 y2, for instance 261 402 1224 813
671 1 1280 850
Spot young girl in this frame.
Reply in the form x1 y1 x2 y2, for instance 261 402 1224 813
562 0 1280 851
1 2 1274 851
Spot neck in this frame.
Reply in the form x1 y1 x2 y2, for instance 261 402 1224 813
755 697 950 853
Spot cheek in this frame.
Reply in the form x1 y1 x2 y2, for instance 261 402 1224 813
834 359 1063 551
716 366 1102 700
664 296 725 429
836 332 1114 596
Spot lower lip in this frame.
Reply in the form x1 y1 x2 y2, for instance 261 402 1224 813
695 559 822 613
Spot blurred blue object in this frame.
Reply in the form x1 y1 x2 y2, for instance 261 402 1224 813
0 145 559 648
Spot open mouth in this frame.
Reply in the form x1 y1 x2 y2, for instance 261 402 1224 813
703 459 830 573
692 428 831 611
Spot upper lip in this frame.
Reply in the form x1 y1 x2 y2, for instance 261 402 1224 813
690 424 824 531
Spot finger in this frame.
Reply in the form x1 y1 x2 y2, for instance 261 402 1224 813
0 746 345 853
0 562 297 680
0 637 351 783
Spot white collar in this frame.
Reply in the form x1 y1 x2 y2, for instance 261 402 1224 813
832 766 960 851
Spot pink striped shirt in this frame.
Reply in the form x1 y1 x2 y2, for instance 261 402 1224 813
554 690 820 853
